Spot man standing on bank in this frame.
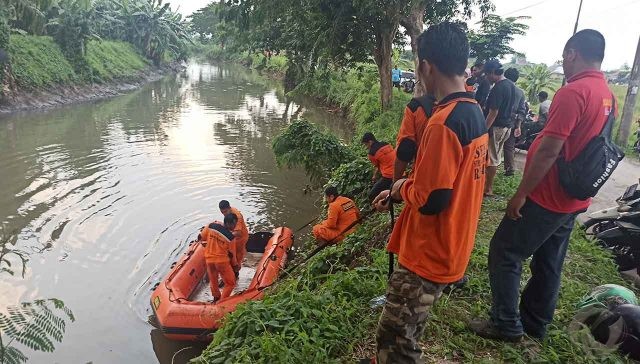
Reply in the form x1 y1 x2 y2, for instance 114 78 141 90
370 22 488 363
483 59 518 196
469 29 615 342
503 68 527 176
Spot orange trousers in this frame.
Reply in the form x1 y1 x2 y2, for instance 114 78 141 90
235 236 248 271
312 225 344 244
206 261 236 300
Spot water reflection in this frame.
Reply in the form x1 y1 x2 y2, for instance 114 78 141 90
0 63 351 363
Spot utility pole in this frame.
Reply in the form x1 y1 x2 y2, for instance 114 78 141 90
572 0 584 35
616 36 640 147
563 0 584 86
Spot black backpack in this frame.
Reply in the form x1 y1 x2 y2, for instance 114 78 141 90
556 97 624 200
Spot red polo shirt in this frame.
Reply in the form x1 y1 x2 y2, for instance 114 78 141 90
526 70 616 213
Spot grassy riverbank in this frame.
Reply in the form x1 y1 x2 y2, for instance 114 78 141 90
6 35 149 89
0 35 181 113
195 64 639 363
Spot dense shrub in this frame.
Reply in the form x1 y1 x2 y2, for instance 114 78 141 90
272 119 354 186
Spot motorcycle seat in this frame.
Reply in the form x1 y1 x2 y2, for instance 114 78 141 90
615 221 640 233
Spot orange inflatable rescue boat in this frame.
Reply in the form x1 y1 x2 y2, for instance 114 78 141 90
151 226 294 341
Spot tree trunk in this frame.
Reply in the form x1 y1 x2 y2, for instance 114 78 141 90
400 3 427 97
616 36 640 147
373 29 396 111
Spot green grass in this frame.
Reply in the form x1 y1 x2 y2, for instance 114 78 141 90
414 173 636 363
6 35 150 90
85 40 148 82
197 61 639 363
7 35 77 89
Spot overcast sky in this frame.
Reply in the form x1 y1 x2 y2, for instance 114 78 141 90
173 0 640 70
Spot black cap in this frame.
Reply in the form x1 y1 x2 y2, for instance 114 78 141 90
483 59 502 73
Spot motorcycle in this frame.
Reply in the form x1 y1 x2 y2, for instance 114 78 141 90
400 71 416 94
514 111 543 151
583 182 640 232
585 182 640 285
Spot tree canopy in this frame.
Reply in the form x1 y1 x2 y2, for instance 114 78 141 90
468 14 529 62
191 0 499 110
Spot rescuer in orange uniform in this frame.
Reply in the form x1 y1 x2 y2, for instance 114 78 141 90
312 186 360 244
371 22 488 362
199 214 239 300
219 200 249 272
362 132 396 202
394 94 435 181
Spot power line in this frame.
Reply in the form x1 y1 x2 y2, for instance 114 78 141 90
500 0 552 16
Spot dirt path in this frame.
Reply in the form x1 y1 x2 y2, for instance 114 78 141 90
514 151 639 222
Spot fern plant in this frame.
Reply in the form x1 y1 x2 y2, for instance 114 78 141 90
1 235 75 364
0 235 28 277
0 299 75 364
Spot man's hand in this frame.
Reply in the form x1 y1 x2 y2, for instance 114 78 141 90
506 193 526 220
514 127 522 138
390 178 406 202
373 190 391 211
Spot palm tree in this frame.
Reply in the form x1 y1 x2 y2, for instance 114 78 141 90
0 0 58 34
519 64 556 103
93 0 190 64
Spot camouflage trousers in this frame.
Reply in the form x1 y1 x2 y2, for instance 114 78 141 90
376 264 446 364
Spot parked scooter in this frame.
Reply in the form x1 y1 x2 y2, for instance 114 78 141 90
400 71 416 94
583 182 640 232
585 182 640 286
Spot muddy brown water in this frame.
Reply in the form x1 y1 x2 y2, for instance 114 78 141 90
0 63 352 363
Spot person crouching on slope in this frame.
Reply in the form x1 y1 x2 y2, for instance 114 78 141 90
199 213 239 301
362 132 396 202
219 200 249 273
312 186 360 244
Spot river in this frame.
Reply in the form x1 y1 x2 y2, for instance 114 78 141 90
0 63 352 363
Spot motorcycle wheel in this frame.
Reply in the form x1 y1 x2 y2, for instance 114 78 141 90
582 218 600 231
590 221 617 235
596 240 636 271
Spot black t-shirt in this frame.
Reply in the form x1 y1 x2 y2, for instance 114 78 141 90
486 78 517 128
467 75 491 108
476 78 491 108
466 75 491 108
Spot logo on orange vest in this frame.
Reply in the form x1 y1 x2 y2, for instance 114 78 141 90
153 296 161 310
473 144 488 180
341 201 355 211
